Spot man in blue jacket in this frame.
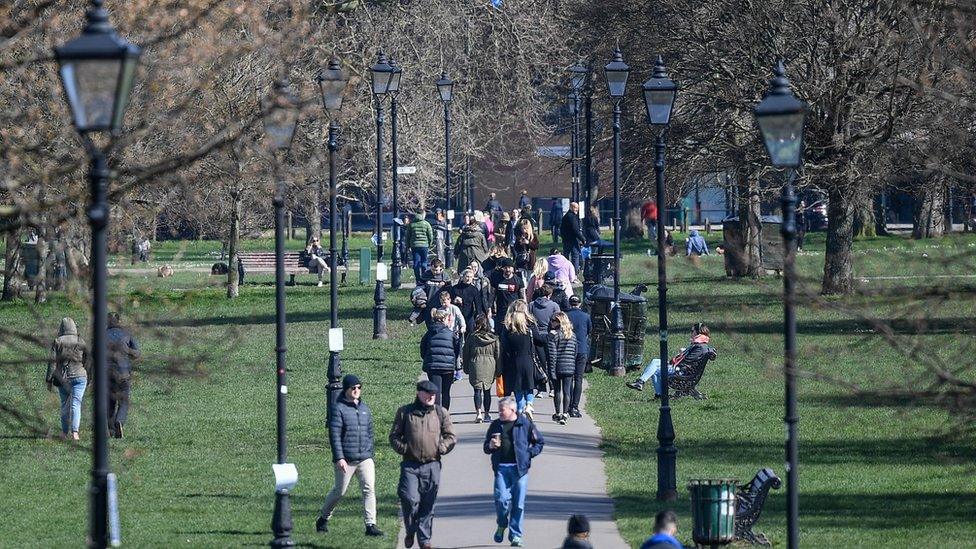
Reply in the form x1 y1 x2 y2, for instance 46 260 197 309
565 296 592 418
640 510 682 548
483 396 545 547
316 374 384 537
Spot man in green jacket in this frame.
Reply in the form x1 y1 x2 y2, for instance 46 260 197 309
407 212 434 283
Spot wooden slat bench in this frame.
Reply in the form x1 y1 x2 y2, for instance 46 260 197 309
238 252 312 285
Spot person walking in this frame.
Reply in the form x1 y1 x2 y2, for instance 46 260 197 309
546 248 578 296
390 380 457 549
107 312 140 438
316 374 384 537
562 514 594 549
483 396 545 547
518 190 531 210
528 285 560 338
421 309 462 409
547 312 577 425
455 216 490 268
488 258 524 333
641 199 658 242
408 211 434 282
560 202 586 272
463 315 500 423
565 296 592 418
640 510 682 549
550 200 563 244
451 269 487 335
500 302 541 417
47 317 89 441
493 213 511 253
486 192 504 215
511 219 539 282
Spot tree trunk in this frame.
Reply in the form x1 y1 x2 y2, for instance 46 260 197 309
33 228 49 304
227 187 243 298
740 175 763 277
853 191 876 238
912 176 947 239
2 228 21 301
309 181 323 243
822 186 857 294
622 201 643 238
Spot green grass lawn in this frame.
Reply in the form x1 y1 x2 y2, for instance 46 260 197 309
1 231 974 547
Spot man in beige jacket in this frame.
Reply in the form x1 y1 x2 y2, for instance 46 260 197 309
389 380 457 549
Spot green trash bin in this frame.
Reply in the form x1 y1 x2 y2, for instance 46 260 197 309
688 478 738 547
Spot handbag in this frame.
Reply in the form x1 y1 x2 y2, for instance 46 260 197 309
495 375 505 398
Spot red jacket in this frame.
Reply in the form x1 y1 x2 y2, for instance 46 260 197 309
641 201 658 222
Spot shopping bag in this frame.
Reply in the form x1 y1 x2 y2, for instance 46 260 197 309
495 375 505 398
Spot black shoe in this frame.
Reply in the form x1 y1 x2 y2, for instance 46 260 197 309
365 524 384 537
569 409 582 418
551 413 561 422
626 380 644 391
405 532 415 548
315 517 328 533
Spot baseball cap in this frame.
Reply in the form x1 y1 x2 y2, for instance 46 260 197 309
569 295 582 306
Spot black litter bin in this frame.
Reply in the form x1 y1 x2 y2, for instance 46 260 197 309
585 285 647 370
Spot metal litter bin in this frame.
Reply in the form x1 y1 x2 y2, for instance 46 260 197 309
585 285 646 370
688 478 738 547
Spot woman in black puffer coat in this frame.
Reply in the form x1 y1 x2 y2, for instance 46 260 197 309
547 312 578 424
421 309 461 409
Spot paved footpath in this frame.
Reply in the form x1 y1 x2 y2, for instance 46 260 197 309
396 377 629 549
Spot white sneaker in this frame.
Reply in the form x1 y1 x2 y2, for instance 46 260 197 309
317 281 323 287
524 404 534 420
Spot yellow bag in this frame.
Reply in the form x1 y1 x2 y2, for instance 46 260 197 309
495 375 505 398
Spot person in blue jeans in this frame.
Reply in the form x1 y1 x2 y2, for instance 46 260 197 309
484 397 544 547
627 323 713 396
407 212 434 282
47 317 90 440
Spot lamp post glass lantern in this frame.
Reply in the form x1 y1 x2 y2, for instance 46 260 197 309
754 60 806 549
603 48 629 377
318 57 349 418
54 2 141 547
642 54 679 502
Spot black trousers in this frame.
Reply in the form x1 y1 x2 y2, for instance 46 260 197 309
109 373 131 427
570 353 587 412
553 374 574 415
398 460 441 545
428 371 455 410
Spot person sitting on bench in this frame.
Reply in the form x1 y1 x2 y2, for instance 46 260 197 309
303 237 331 287
626 322 713 396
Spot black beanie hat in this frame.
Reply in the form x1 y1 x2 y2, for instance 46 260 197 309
342 374 362 391
568 514 590 535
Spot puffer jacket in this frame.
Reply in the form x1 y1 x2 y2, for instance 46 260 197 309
407 219 434 249
455 224 490 267
48 317 89 383
389 399 457 463
547 332 578 377
329 395 375 463
463 331 501 389
421 323 460 373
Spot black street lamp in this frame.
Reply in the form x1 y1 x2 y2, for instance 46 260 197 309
53 2 141 546
568 92 581 202
264 77 300 548
642 55 679 502
437 71 455 269
603 48 629 377
370 51 393 339
317 57 349 419
755 61 805 549
569 61 591 210
388 58 404 290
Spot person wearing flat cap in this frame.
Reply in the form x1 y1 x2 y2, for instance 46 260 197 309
316 374 384 537
389 380 458 549
562 514 594 548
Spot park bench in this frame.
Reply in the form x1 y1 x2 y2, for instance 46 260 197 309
668 348 717 400
734 467 782 546
238 252 336 285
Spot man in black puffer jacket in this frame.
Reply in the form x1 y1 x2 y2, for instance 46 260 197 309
316 374 384 537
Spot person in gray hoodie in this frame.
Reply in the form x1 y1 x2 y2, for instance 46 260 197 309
47 317 90 440
528 285 560 395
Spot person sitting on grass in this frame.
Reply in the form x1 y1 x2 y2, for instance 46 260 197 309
685 229 709 257
640 510 682 549
626 322 714 396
